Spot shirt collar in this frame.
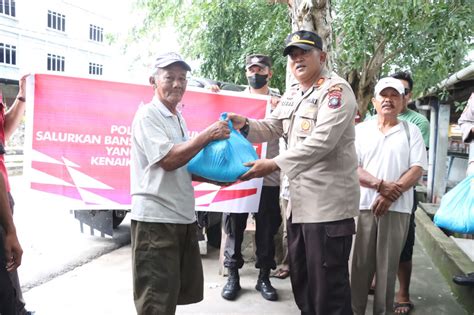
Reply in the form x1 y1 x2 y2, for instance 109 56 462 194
244 86 272 96
296 68 331 96
151 96 176 117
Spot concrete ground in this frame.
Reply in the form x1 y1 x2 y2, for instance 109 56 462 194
10 175 131 290
22 236 468 315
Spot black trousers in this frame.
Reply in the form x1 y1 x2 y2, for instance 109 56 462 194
223 186 281 269
399 188 418 262
288 217 355 315
0 231 18 315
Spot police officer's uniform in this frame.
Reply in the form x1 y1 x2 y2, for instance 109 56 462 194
244 31 360 314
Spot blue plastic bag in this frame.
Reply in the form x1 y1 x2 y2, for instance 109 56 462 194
187 112 258 182
434 175 474 234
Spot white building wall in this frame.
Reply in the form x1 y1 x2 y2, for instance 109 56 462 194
0 0 130 83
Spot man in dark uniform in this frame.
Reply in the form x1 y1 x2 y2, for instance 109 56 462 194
228 30 360 315
212 55 282 301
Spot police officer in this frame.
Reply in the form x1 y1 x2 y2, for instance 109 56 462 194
219 54 282 302
228 30 360 314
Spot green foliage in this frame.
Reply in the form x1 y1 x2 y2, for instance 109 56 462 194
454 100 468 112
132 0 473 103
333 0 473 98
133 0 291 92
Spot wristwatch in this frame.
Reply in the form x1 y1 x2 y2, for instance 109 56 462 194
240 118 250 137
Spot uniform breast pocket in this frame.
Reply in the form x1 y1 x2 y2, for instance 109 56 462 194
295 102 318 138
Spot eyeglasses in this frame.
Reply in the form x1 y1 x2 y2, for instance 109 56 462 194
404 88 411 95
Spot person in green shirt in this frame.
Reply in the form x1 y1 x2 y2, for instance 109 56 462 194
366 71 429 314
392 71 429 315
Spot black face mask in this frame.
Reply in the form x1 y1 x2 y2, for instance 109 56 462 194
247 74 268 89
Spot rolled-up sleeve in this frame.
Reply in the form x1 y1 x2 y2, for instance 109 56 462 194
133 113 173 167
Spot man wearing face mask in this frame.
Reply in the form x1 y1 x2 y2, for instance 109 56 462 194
218 54 282 302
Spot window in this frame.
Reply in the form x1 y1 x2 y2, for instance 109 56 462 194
47 53 65 72
0 43 16 65
89 62 103 75
0 0 16 17
47 10 65 32
89 25 103 42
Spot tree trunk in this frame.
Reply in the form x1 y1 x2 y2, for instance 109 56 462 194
281 0 332 90
280 0 386 116
287 0 333 68
344 39 386 117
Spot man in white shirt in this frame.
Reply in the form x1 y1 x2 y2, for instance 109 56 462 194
351 77 428 315
130 52 230 314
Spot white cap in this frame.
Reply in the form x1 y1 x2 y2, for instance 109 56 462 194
374 77 405 96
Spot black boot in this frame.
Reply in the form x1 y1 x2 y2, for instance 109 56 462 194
222 268 241 300
255 268 278 301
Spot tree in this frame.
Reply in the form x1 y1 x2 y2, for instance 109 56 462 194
132 0 291 93
131 0 473 116
282 0 333 67
332 0 473 116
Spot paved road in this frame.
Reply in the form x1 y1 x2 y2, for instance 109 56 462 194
9 174 131 291
22 237 468 315
8 175 468 314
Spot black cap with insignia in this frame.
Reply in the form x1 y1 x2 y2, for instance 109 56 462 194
283 30 323 56
245 54 272 69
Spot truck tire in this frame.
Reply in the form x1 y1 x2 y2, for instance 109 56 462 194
112 210 127 229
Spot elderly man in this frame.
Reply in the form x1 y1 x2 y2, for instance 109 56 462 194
130 52 230 314
367 71 430 314
391 71 429 315
228 30 360 315
351 77 427 315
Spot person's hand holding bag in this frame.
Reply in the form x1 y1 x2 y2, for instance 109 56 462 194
188 112 258 183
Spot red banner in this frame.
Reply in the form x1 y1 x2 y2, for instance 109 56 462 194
25 74 268 212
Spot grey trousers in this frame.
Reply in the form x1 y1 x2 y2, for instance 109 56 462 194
351 210 410 315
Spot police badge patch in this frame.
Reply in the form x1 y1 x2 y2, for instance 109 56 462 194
300 119 311 131
328 85 343 109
